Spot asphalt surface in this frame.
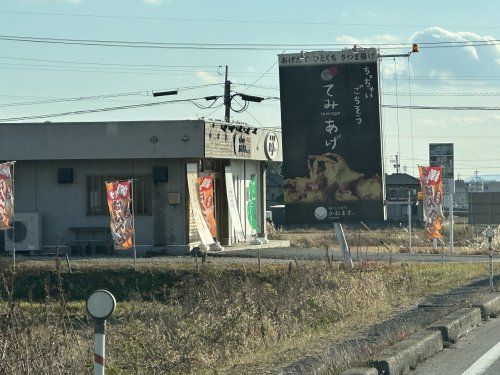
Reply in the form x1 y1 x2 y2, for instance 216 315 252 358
412 314 500 375
214 247 497 264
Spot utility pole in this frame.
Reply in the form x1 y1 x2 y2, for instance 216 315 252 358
408 188 412 252
224 65 231 122
391 154 400 174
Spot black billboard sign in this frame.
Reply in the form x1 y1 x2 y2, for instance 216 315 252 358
279 48 384 223
429 143 454 193
468 192 500 224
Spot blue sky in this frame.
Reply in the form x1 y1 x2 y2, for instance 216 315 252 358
1 0 500 178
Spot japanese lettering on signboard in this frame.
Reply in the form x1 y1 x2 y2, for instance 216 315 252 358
279 48 384 223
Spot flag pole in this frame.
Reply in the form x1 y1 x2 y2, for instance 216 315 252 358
130 179 136 271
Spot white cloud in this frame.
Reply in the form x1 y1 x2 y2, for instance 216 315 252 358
335 33 400 46
409 27 500 80
336 27 500 88
195 70 219 84
142 0 162 4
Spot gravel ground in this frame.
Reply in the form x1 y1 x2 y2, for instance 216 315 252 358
1 253 291 266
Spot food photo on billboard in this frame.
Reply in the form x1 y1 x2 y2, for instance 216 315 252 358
279 48 385 224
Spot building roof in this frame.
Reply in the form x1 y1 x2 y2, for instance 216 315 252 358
0 120 283 162
386 173 420 186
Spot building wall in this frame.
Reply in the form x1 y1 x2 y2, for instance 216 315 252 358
0 120 205 161
204 122 283 161
484 181 500 192
386 203 422 223
13 159 187 252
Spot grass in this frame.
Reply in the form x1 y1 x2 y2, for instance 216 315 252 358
0 257 489 374
268 222 500 255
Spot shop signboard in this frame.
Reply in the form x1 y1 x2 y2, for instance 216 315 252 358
279 48 384 223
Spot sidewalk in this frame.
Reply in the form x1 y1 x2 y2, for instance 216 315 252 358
207 239 290 254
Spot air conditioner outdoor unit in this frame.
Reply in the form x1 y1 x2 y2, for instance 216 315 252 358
5 212 42 253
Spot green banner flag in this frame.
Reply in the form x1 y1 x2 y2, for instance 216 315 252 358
247 174 260 232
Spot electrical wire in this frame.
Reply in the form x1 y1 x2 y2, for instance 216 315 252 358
241 54 281 94
383 104 500 110
0 83 223 108
2 10 500 30
190 97 222 110
382 92 500 96
0 55 220 68
2 34 500 51
0 97 209 122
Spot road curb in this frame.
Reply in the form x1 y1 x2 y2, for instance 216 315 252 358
274 278 491 375
472 294 500 320
340 367 378 375
429 307 481 343
343 296 497 374
371 330 443 374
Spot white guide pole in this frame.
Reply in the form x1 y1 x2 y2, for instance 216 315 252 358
334 223 353 268
94 321 105 375
450 193 454 255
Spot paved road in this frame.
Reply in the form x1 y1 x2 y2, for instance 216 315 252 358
412 315 500 375
215 247 497 264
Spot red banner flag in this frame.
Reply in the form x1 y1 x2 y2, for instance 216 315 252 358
105 180 134 250
0 162 14 231
198 175 217 237
418 166 444 239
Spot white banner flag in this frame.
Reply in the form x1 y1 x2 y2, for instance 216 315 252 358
225 166 245 242
187 163 214 246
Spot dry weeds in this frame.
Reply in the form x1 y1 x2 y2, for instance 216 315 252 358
268 223 500 255
0 257 488 374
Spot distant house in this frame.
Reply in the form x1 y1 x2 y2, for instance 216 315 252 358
484 181 500 192
454 179 468 210
385 173 423 223
266 173 283 209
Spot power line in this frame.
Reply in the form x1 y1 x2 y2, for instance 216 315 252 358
383 104 500 110
0 93 278 122
0 55 220 68
2 34 500 51
0 97 212 122
0 84 223 108
0 59 274 75
0 63 273 77
386 135 500 139
383 91 500 96
2 10 500 30
241 54 281 94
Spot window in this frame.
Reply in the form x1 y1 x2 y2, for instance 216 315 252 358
87 175 153 215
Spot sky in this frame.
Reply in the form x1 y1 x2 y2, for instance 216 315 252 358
1 0 500 179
